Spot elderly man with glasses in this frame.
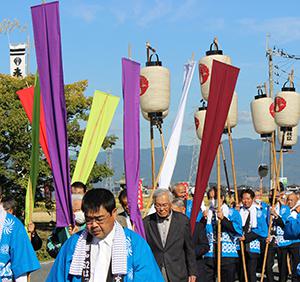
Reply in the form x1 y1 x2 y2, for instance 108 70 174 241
47 188 164 282
143 188 197 282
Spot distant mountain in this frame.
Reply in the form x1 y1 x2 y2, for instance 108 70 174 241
96 137 300 187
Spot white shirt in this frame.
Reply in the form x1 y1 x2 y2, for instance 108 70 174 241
90 224 116 282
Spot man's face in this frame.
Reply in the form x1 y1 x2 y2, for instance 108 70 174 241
287 194 298 209
255 191 262 200
72 186 85 195
72 199 82 213
242 193 253 208
85 206 117 239
171 204 185 214
121 196 130 215
174 184 187 200
155 193 172 218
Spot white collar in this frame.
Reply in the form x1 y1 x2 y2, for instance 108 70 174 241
92 223 116 247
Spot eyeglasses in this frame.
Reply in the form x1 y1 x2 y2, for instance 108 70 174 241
154 203 169 209
85 213 111 225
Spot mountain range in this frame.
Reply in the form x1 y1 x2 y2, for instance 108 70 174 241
96 137 300 188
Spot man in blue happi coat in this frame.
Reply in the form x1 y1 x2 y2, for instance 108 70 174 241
202 188 242 282
239 188 268 282
47 188 164 282
0 204 40 281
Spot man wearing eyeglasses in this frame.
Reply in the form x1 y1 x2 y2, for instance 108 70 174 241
143 188 197 282
47 188 164 282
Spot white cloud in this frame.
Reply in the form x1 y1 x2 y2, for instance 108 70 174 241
239 111 252 124
237 17 300 43
69 3 103 23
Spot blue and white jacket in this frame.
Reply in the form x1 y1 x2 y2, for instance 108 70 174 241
204 204 242 258
239 204 268 254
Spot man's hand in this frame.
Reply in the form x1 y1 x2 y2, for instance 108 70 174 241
266 236 271 243
239 236 245 241
270 207 278 218
68 224 79 235
188 275 197 282
296 205 300 214
27 222 35 233
217 211 224 220
203 210 208 219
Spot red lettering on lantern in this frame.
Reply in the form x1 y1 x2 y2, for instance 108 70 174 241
269 102 275 118
194 117 200 129
274 97 287 113
199 64 209 85
140 75 149 96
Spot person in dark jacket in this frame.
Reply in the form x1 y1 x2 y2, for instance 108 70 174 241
144 188 197 282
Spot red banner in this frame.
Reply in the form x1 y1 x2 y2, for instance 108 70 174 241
17 87 51 167
190 60 239 232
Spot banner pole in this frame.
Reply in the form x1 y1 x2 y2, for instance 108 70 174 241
217 147 222 282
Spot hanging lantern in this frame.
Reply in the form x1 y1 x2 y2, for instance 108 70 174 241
277 126 298 150
224 92 238 131
258 164 268 178
198 40 231 101
194 101 207 140
141 110 168 121
274 81 300 130
140 53 170 117
251 88 276 138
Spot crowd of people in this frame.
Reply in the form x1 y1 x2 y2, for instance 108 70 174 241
1 181 300 281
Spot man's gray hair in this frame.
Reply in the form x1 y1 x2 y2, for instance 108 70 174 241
153 188 173 203
172 198 185 208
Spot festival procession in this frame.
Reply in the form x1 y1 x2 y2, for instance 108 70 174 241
1 1 300 282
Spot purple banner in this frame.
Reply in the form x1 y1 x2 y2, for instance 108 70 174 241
122 58 145 238
31 1 73 227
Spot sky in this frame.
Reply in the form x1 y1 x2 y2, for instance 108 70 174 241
1 0 300 149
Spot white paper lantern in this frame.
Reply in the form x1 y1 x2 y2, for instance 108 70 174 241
274 84 300 129
198 41 231 101
194 106 207 140
277 126 298 149
140 54 170 116
251 91 276 137
224 92 238 130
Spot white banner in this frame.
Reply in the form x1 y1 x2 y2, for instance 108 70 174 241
158 60 196 189
10 43 27 77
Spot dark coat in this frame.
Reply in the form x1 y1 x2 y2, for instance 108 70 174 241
144 211 197 282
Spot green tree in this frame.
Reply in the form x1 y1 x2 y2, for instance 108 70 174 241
0 74 117 210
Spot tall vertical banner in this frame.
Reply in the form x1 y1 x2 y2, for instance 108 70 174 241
190 60 239 232
72 90 119 184
16 86 51 167
122 58 145 238
31 1 73 227
158 61 195 188
10 43 27 77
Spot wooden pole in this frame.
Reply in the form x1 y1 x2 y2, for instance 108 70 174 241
217 147 222 282
260 177 263 195
260 133 283 282
227 122 248 282
220 142 231 199
158 124 166 156
150 121 156 190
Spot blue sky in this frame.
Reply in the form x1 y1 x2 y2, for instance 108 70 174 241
1 0 300 149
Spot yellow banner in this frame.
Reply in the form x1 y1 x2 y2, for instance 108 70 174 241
72 90 119 184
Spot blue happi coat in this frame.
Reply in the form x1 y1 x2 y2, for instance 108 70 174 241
204 205 242 258
267 204 296 247
47 227 164 282
238 205 268 254
0 212 40 281
185 199 203 222
284 212 300 240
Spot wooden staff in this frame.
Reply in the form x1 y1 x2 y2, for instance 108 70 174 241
227 122 248 282
220 142 231 199
260 132 284 282
158 123 166 156
150 121 156 189
259 177 263 195
217 147 222 282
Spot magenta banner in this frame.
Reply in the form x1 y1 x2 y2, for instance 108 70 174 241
122 58 145 238
31 1 73 227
